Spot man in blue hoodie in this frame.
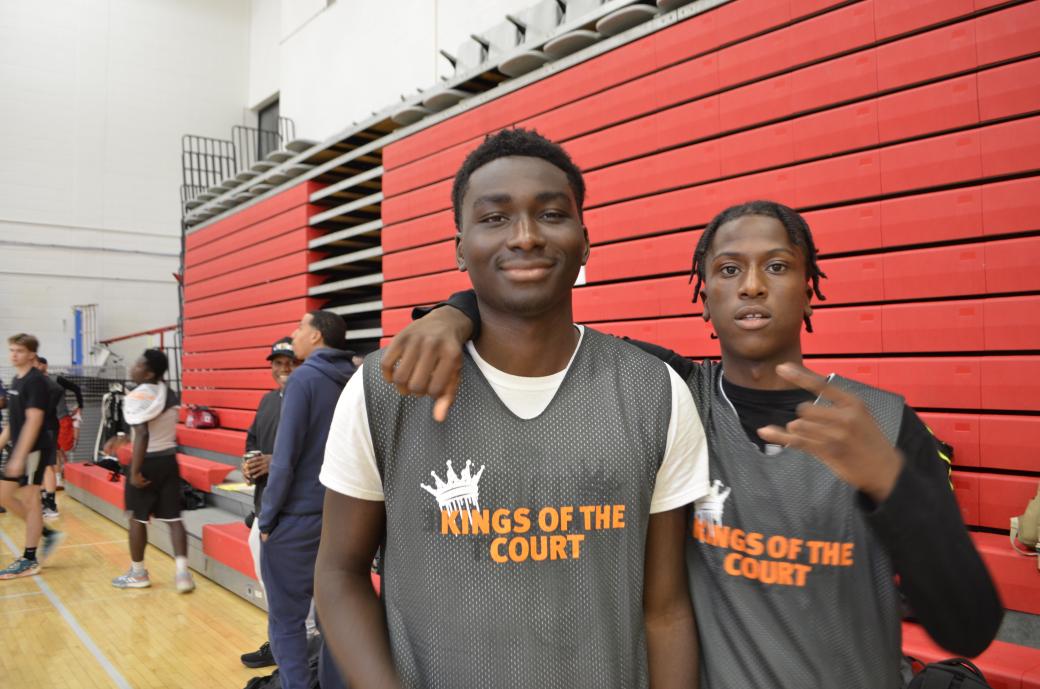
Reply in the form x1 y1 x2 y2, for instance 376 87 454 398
260 310 355 689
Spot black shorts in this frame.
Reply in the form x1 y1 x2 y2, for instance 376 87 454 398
13 444 56 487
124 451 182 522
16 450 48 487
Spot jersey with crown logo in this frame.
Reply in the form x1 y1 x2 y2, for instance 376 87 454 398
363 328 673 689
685 360 906 689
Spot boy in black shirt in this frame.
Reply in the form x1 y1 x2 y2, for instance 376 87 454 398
240 336 299 670
0 334 64 579
384 200 1002 687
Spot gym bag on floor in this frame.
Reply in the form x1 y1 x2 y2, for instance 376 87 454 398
907 657 992 689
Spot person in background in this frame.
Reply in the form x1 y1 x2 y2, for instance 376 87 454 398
0 379 6 514
0 334 64 578
35 357 83 518
111 348 196 593
260 311 356 689
240 336 300 671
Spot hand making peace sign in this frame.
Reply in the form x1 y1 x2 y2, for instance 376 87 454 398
756 363 906 503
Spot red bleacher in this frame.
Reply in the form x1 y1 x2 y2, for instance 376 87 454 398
202 522 256 579
64 463 125 510
176 454 235 493
201 521 381 595
903 622 1040 689
179 181 327 461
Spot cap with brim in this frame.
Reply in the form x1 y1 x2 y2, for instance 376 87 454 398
267 338 295 361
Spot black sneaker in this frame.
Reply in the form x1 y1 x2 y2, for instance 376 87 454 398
241 641 275 669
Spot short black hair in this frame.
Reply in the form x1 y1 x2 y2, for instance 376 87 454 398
690 200 827 333
36 356 47 365
451 128 585 230
142 348 169 381
307 310 349 350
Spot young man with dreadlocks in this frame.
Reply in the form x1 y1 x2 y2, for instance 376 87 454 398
385 199 1002 688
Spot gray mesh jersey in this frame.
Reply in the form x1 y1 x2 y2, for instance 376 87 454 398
363 328 673 689
685 361 905 689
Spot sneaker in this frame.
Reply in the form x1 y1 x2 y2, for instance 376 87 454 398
175 570 196 594
240 641 276 669
42 506 59 521
55 473 64 490
38 529 65 564
111 568 151 589
0 557 41 580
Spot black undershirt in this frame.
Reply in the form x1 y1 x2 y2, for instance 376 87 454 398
245 388 283 514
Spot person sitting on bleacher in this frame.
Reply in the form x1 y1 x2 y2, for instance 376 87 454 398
111 348 196 593
387 200 1005 688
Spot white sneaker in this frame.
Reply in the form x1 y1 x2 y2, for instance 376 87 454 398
175 570 196 594
112 568 151 589
42 507 59 521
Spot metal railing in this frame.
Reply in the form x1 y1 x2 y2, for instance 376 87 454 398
99 325 182 393
180 134 237 214
232 116 297 172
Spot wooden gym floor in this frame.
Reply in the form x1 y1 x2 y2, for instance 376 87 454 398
0 493 268 689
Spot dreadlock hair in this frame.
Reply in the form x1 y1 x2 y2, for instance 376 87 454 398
141 348 169 381
451 128 586 230
689 200 827 333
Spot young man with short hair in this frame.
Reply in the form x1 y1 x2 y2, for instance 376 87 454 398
0 334 64 578
112 348 195 593
260 312 356 689
316 129 709 689
240 336 300 671
390 200 1002 687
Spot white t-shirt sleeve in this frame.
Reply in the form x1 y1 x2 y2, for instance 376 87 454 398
649 364 711 514
319 365 385 501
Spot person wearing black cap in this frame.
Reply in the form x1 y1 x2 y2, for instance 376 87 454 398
240 336 299 670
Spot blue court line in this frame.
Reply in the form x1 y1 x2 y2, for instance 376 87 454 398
0 527 133 689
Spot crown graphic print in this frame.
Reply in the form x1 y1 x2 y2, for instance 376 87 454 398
421 459 486 513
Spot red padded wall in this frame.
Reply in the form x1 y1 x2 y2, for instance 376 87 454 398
179 181 326 454
378 0 1040 596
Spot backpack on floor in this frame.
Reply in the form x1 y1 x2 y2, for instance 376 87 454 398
907 657 992 689
179 480 206 510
